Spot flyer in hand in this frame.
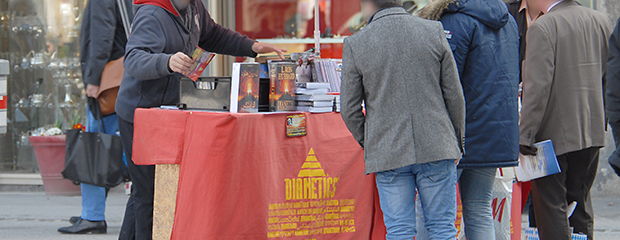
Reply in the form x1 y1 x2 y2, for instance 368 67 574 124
182 47 216 81
514 140 561 182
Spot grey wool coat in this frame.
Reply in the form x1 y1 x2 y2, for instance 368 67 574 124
340 7 466 174
520 0 612 156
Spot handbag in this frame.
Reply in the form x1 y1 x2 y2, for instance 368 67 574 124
93 0 133 117
62 105 129 188
95 58 123 116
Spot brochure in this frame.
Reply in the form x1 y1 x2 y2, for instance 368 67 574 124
182 47 216 81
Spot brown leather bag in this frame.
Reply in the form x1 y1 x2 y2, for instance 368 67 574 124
93 0 131 116
94 57 124 116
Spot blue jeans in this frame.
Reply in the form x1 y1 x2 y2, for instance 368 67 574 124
80 109 119 221
458 168 497 240
375 159 458 240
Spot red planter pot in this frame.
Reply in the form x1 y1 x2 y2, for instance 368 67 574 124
29 135 81 196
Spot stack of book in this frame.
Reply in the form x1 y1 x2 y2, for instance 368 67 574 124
295 82 335 113
312 59 342 92
333 95 341 113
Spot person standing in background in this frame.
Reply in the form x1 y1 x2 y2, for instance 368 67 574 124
418 0 520 239
519 0 612 239
341 0 466 238
507 0 543 228
606 17 620 178
57 0 133 235
506 0 542 82
116 0 286 239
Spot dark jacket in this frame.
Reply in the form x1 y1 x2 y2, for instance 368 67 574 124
506 0 527 82
116 0 257 122
80 0 134 86
419 0 520 169
606 17 620 177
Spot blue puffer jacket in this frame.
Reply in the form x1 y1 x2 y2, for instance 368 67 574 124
419 0 520 168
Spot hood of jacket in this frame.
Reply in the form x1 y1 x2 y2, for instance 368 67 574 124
134 0 180 16
418 0 509 30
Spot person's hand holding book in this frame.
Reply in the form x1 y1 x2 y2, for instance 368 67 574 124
520 145 538 156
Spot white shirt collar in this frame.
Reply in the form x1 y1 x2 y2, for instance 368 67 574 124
546 0 563 13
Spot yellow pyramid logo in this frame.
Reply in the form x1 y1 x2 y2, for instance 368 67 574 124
297 148 326 177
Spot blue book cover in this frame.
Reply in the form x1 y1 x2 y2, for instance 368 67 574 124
259 63 269 79
514 140 561 182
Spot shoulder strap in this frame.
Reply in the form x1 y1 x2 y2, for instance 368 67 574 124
117 0 132 39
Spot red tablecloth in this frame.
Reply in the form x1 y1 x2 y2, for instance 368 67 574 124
133 109 386 239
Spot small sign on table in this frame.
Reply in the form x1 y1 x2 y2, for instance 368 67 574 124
286 114 307 137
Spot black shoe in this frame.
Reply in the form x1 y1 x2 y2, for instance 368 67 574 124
58 219 107 234
69 216 81 225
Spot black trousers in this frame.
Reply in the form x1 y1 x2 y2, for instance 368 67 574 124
118 116 156 240
531 147 599 240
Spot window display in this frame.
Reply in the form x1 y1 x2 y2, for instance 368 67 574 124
233 0 431 59
235 0 361 58
0 0 87 173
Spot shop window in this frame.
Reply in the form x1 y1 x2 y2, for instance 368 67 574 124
0 0 87 173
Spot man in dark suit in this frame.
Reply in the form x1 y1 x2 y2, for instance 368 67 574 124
507 0 544 229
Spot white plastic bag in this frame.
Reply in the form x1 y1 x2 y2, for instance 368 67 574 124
493 169 513 240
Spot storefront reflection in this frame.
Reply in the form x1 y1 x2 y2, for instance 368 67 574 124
0 0 87 173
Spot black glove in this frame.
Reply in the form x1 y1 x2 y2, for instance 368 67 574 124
520 145 538 156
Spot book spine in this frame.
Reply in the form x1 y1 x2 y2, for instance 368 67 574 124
269 64 277 111
230 63 241 113
247 64 260 113
296 101 313 107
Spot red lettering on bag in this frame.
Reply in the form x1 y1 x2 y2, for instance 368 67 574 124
492 198 506 221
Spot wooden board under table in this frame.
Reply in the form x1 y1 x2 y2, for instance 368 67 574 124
153 164 180 240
